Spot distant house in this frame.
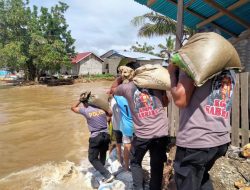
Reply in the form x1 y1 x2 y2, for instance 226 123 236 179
101 50 165 75
62 52 104 76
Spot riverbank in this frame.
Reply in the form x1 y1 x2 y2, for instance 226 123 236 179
0 75 115 89
0 148 151 190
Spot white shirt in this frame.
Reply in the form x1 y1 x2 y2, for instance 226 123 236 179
110 98 121 131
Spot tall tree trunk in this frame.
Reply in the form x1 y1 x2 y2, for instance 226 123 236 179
27 59 37 81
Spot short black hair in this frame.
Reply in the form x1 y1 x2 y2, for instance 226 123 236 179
126 61 140 70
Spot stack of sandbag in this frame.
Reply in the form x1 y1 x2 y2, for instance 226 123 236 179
133 64 171 90
171 32 241 86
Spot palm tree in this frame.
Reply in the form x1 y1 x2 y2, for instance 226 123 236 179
158 36 175 58
131 12 195 43
130 41 155 55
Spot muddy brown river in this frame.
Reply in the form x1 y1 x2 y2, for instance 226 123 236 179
0 81 112 180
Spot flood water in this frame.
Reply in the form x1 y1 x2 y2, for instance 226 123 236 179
0 81 112 180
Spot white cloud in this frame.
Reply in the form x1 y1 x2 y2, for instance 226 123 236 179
30 0 167 56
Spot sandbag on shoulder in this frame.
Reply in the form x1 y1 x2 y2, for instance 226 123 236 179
88 93 111 113
171 32 241 86
133 64 171 90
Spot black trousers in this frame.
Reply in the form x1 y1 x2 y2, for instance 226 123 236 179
174 143 229 190
88 132 111 179
130 136 169 190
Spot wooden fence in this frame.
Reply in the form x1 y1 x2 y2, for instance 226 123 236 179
167 72 250 147
231 72 249 147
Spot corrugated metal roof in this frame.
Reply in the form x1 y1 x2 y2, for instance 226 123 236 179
115 50 163 60
133 0 250 38
106 50 164 60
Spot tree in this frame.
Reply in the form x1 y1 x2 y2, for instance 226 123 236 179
0 42 27 72
158 36 175 58
131 12 177 37
0 0 75 81
131 12 195 46
130 41 156 55
0 0 30 77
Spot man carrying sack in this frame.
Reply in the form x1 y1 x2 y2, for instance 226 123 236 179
111 61 170 190
169 58 236 190
71 92 114 183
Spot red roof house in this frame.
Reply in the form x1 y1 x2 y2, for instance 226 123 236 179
62 52 104 75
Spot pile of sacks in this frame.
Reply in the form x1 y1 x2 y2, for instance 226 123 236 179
82 64 171 112
81 32 242 110
119 32 241 91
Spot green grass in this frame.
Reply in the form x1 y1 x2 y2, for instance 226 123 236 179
81 74 115 80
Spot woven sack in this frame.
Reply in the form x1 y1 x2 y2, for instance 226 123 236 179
88 93 110 112
133 64 171 90
172 32 241 86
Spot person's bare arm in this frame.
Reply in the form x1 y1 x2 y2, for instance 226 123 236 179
105 110 112 125
71 101 81 113
162 91 169 107
168 63 195 108
106 115 111 123
109 77 123 95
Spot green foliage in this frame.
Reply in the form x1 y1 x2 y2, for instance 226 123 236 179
0 41 27 72
131 12 195 49
130 41 156 55
131 12 177 37
81 73 115 80
0 0 75 80
158 36 175 58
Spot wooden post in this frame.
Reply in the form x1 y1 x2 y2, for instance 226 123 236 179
172 103 179 135
240 72 249 146
167 100 172 136
231 74 240 146
175 0 184 50
171 0 184 135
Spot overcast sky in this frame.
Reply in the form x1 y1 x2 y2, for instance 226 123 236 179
30 0 167 56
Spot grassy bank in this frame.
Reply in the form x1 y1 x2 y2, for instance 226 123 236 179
76 74 115 82
83 74 115 79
